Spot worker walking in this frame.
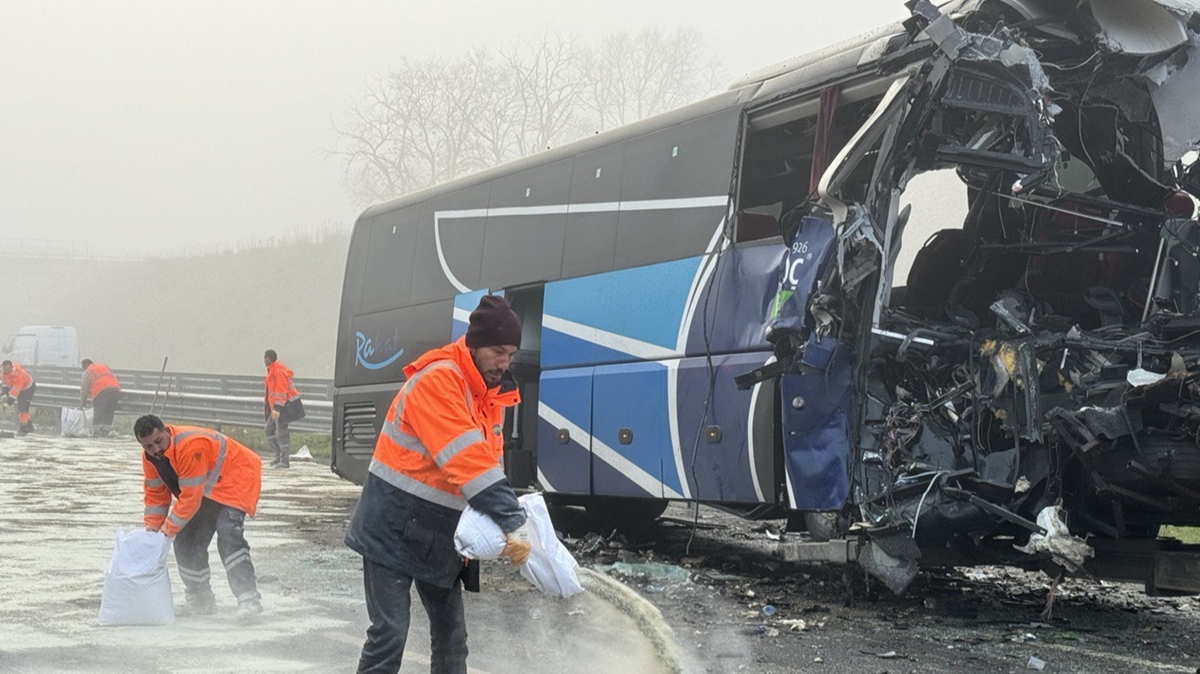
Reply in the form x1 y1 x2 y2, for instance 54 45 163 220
135 414 264 618
263 349 302 469
2 359 37 435
345 295 532 674
80 359 122 437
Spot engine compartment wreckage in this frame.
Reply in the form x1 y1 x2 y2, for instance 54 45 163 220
749 0 1200 594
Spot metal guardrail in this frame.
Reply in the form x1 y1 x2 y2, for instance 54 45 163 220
23 366 333 434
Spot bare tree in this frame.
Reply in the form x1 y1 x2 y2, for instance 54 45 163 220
501 34 589 156
581 27 723 132
332 29 723 207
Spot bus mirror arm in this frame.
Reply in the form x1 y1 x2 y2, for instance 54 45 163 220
734 360 791 390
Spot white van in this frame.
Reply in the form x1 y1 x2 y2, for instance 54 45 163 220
3 326 79 368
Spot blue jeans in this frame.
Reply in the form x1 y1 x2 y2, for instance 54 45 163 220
357 558 468 674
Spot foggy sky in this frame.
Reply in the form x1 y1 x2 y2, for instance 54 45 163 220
0 1 909 256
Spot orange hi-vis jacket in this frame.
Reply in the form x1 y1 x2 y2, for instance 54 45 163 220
142 424 262 537
2 363 33 397
83 363 120 400
264 361 299 413
369 336 520 511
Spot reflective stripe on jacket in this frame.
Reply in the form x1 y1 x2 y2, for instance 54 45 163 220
264 361 299 411
2 364 33 397
83 363 120 400
142 424 262 536
369 337 520 511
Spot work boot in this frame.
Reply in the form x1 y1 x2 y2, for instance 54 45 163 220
176 598 217 617
16 422 32 436
235 599 263 622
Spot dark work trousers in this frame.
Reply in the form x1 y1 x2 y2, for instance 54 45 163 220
357 558 468 674
14 382 36 432
16 383 35 415
173 497 260 607
265 415 291 467
92 388 121 429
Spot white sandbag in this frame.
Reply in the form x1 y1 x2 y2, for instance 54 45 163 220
98 528 175 626
518 493 584 599
453 493 584 598
61 406 93 438
454 505 507 560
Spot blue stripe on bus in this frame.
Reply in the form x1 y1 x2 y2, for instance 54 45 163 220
541 326 656 369
543 256 702 352
591 452 659 499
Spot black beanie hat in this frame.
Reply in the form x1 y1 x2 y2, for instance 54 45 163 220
466 295 522 349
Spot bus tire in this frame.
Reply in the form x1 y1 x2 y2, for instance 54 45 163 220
803 511 846 542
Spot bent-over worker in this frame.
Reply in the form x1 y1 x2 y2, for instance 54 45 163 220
135 414 264 618
1 359 36 435
80 359 122 437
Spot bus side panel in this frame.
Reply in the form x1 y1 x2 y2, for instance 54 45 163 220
674 352 777 504
592 362 680 499
536 367 593 495
482 158 573 289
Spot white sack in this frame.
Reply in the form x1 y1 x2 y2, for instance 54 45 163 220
518 493 584 599
452 492 584 598
61 406 93 438
454 505 508 560
98 528 175 626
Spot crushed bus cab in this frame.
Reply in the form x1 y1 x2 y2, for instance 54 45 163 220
334 0 1200 595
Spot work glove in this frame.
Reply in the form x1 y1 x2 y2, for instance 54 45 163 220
1 396 13 406
501 523 532 565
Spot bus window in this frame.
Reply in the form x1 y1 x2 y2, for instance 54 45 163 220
360 213 417 314
563 143 626 278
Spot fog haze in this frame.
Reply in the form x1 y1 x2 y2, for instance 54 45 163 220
0 1 909 255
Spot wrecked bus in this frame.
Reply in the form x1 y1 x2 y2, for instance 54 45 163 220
334 0 1200 594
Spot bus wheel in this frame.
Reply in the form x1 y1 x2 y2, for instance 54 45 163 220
803 511 848 542
584 497 669 527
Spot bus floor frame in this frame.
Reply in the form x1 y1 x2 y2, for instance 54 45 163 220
778 536 1200 596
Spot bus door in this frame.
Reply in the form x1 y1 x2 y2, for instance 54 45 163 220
768 216 853 510
452 287 542 489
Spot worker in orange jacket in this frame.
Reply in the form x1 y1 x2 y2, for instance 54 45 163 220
80 359 122 438
263 349 300 469
135 414 264 619
1 359 37 435
345 295 531 674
